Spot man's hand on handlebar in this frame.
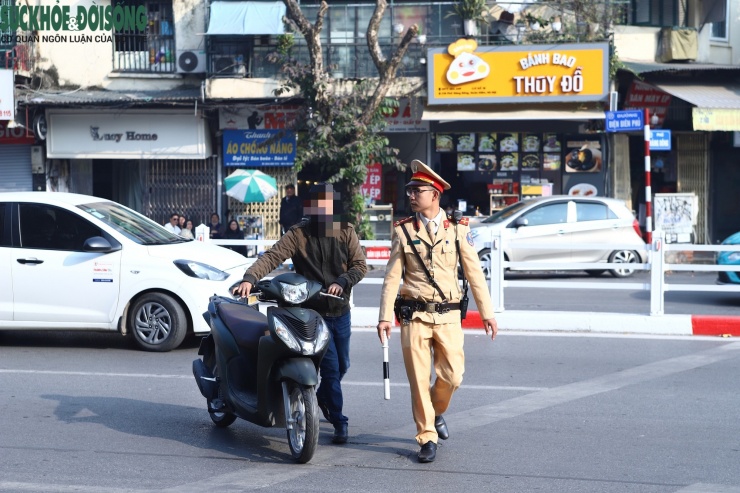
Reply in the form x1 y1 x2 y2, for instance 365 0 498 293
233 281 252 299
326 283 343 297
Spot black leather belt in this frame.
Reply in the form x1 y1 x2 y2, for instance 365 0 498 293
399 300 460 314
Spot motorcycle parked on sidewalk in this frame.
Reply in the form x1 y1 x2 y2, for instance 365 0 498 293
192 272 335 463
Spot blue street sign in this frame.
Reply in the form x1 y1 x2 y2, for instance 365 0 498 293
605 110 644 132
650 130 672 151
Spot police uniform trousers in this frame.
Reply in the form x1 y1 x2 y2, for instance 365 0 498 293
401 316 465 445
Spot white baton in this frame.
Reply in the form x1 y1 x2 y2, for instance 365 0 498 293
382 335 390 400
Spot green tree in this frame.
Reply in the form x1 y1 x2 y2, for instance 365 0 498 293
271 0 421 238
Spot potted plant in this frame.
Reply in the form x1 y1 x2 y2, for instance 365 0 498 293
446 0 488 37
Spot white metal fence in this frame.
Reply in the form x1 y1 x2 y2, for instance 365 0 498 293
214 229 740 316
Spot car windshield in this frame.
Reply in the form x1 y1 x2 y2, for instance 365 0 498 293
481 201 531 225
77 201 186 245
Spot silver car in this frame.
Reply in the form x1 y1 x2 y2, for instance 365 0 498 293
470 196 647 278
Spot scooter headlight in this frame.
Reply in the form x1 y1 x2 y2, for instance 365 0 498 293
280 281 309 304
315 318 330 352
273 317 301 352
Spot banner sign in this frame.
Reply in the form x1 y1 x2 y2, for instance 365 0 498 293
624 80 671 127
427 41 609 105
222 129 296 167
360 163 382 203
0 69 14 120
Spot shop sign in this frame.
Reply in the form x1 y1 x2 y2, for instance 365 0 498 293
427 41 608 105
693 108 740 131
382 99 428 132
0 120 34 144
47 109 212 159
650 130 671 151
220 99 428 133
0 69 13 120
365 246 390 260
220 105 300 130
624 80 671 127
222 129 296 167
360 163 382 203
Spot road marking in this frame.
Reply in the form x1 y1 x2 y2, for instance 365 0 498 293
675 485 740 493
0 369 545 392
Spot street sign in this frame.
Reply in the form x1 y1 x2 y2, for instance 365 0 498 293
605 110 644 132
650 130 672 151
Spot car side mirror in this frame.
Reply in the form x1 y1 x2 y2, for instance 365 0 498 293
514 217 529 228
83 236 120 253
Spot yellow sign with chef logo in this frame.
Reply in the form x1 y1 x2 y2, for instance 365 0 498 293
428 41 609 105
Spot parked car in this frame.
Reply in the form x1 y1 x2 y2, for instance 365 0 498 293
716 231 740 284
0 192 249 351
469 196 647 279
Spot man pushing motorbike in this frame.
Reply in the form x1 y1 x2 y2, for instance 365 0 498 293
233 183 367 444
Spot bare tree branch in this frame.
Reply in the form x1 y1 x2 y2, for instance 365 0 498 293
360 24 418 127
367 0 388 73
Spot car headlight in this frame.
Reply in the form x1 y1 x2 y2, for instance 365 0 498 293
280 281 308 304
315 318 330 352
174 260 229 281
274 317 301 352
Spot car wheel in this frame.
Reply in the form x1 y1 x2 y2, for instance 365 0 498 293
608 250 639 278
586 270 606 277
129 293 188 352
478 248 492 280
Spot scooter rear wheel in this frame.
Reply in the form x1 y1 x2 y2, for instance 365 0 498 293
286 382 319 463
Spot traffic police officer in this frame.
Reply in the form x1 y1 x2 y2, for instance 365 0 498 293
376 160 497 463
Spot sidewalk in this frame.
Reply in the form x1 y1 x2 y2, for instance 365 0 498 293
350 307 740 337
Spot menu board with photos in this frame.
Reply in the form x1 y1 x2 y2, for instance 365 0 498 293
435 132 564 175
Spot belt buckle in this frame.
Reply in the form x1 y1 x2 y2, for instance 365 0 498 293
438 302 450 314
424 303 436 313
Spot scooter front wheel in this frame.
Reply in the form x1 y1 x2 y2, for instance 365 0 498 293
208 399 237 428
285 382 319 463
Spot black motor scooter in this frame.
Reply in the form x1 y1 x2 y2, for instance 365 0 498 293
192 272 334 463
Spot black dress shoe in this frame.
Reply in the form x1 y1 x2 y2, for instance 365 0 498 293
332 423 348 444
417 441 437 463
434 415 449 440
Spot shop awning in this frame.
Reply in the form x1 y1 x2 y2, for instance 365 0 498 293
421 103 605 122
655 83 740 131
206 1 286 36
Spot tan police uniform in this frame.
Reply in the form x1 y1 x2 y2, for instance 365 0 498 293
378 160 495 446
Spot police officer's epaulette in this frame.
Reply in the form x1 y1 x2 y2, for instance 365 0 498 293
394 216 414 227
457 216 469 226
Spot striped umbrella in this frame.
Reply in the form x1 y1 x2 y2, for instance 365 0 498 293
224 169 278 203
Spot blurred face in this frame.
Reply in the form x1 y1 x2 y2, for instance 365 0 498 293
186 220 193 230
210 214 219 225
304 197 333 216
169 214 178 225
286 186 295 197
229 221 238 230
178 216 186 227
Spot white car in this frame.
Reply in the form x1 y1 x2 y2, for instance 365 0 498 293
470 196 647 279
0 192 249 351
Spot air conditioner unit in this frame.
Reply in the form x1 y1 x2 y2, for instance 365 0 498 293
176 49 207 74
211 54 246 76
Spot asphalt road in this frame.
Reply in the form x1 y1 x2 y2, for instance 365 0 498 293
2 329 740 492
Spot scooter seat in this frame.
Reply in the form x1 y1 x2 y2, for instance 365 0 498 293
217 302 269 349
